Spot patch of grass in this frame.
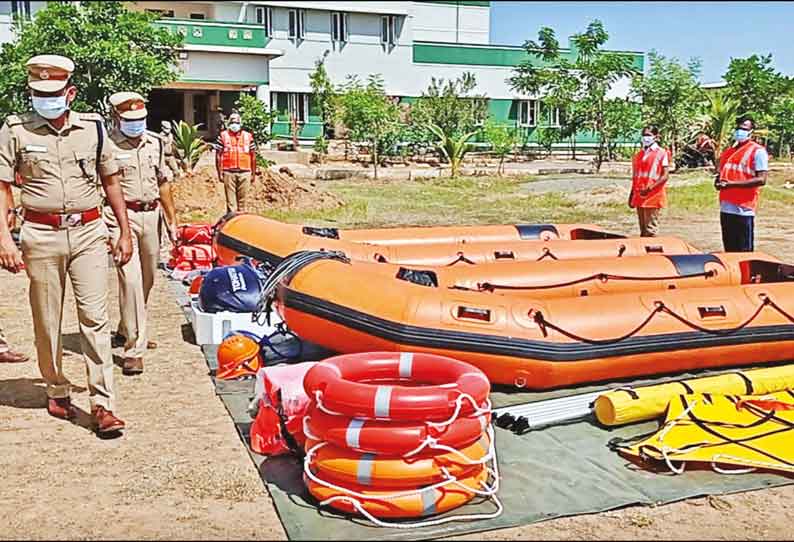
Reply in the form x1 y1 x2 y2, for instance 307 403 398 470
667 181 719 213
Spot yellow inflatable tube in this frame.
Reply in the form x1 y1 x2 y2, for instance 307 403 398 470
594 364 794 426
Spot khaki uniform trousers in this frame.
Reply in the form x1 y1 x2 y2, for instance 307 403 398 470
105 207 160 359
20 218 115 410
222 170 251 213
637 207 662 237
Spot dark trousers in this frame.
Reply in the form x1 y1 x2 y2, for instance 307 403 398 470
720 212 754 252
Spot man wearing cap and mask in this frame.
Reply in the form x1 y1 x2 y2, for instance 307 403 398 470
215 112 257 213
0 55 133 434
715 116 768 252
105 92 178 375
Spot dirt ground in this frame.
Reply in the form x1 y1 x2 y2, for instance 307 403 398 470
2 167 794 540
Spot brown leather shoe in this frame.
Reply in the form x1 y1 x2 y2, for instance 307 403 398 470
91 406 125 433
0 349 29 363
146 340 157 350
47 397 77 420
122 357 144 376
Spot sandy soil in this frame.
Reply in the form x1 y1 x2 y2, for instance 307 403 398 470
1 168 794 540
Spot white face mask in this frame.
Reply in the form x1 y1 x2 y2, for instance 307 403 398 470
32 94 69 120
641 135 655 148
120 119 147 138
229 122 241 133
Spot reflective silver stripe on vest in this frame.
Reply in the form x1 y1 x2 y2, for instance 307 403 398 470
356 453 376 486
420 487 438 516
398 352 414 378
346 418 365 449
374 385 392 417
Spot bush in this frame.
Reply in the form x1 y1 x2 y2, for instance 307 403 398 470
234 93 276 146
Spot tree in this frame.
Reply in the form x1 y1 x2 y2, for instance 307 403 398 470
172 121 208 172
770 93 794 159
0 1 182 118
698 89 742 161
234 93 276 147
724 54 790 126
309 51 337 134
483 119 518 175
510 20 639 172
408 73 488 174
603 98 642 160
336 75 402 180
631 51 703 162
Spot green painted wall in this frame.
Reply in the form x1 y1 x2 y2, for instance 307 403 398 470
153 19 269 49
412 42 645 72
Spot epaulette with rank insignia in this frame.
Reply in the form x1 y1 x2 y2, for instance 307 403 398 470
4 112 37 126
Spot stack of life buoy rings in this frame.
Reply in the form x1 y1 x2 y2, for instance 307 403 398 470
302 352 503 528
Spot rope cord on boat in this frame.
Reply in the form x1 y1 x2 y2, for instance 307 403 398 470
476 269 715 292
252 250 350 325
531 294 794 345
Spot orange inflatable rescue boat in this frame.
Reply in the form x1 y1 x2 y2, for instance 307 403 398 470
266 252 794 389
214 214 698 267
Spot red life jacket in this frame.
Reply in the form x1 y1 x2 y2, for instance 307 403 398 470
631 146 668 208
219 130 254 172
719 141 764 211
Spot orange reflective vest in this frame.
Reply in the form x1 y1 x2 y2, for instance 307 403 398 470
719 141 764 211
631 146 668 208
219 130 254 172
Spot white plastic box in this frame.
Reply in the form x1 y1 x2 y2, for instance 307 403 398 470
188 297 284 345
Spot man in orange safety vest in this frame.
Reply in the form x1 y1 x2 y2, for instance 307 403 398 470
628 125 670 237
715 116 768 252
215 112 257 213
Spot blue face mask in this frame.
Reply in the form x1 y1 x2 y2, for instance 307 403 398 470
32 95 69 120
120 119 147 138
735 129 751 142
229 122 241 133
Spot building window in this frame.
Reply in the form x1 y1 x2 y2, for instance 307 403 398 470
331 12 348 43
381 15 397 46
189 13 206 20
288 9 305 41
273 92 311 124
518 100 538 127
145 8 174 18
255 6 273 37
11 0 32 19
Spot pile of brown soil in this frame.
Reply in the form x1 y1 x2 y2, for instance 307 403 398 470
171 166 344 222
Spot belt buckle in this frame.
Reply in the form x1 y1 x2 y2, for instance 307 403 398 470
60 213 82 228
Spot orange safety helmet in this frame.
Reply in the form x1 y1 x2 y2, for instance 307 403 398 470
217 334 262 380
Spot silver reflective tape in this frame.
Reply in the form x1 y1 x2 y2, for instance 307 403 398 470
374 386 392 418
399 352 414 378
356 453 375 486
346 418 365 449
420 487 438 517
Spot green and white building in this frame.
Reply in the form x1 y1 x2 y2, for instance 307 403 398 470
3 1 645 147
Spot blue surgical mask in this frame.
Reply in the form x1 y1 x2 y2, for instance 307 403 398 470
120 119 147 138
735 129 751 142
641 135 655 147
32 95 69 120
229 122 241 133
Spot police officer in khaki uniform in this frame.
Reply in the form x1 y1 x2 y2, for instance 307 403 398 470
105 92 177 375
0 55 133 434
160 120 180 179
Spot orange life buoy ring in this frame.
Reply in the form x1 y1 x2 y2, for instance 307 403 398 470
303 352 490 421
305 435 490 488
305 405 490 455
305 465 487 518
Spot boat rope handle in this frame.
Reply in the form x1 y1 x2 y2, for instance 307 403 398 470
313 390 350 417
531 294 794 345
302 415 322 441
476 270 715 293
710 457 757 475
536 248 558 261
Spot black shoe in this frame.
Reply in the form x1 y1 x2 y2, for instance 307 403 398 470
111 332 126 349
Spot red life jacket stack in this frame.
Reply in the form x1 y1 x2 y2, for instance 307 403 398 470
169 223 216 273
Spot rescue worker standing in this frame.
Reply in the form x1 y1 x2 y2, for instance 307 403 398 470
628 126 670 237
0 55 132 433
716 117 768 252
105 92 177 375
215 112 257 213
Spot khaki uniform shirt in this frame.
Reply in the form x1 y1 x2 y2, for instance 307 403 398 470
108 129 170 203
0 111 117 213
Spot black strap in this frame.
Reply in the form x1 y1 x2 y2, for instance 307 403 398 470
730 371 755 395
94 120 103 174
